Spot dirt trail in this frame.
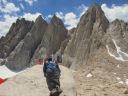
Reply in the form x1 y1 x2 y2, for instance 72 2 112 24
0 65 76 96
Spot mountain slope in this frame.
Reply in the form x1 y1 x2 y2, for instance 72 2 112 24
0 18 34 58
5 16 48 71
63 4 109 69
31 15 68 65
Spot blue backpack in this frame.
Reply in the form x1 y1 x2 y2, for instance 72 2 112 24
46 62 57 74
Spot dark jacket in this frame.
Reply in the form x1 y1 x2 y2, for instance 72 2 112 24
43 62 61 79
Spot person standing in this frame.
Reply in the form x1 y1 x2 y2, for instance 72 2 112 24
43 55 62 96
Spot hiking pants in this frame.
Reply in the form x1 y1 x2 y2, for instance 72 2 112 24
46 78 60 91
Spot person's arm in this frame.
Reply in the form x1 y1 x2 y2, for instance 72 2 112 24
43 58 48 77
43 63 46 77
56 64 61 73
43 63 46 73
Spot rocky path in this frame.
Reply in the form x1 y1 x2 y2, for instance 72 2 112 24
0 65 76 96
74 67 128 96
1 64 128 96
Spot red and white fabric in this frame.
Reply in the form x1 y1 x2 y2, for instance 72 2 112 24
0 65 19 84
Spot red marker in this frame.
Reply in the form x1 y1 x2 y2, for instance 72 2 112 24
0 78 6 84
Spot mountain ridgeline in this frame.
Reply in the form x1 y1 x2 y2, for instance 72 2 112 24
0 4 128 71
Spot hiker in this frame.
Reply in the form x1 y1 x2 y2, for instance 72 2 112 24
43 55 62 96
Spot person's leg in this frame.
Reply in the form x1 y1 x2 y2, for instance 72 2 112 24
52 78 62 94
46 78 55 91
46 78 59 96
52 78 60 87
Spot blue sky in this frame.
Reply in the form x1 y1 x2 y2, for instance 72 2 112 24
0 0 128 37
11 0 128 16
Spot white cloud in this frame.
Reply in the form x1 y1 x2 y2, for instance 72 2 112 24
0 12 42 37
22 12 42 21
46 12 79 29
64 12 79 29
0 0 7 5
45 4 88 30
0 15 18 37
55 12 64 19
24 0 37 6
62 4 88 30
45 14 53 22
0 1 20 14
101 4 128 21
47 14 53 18
47 12 64 20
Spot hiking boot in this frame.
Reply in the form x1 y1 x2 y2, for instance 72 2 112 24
50 88 57 94
56 86 63 95
58 88 63 93
50 88 62 96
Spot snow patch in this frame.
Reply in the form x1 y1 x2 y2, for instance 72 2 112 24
26 32 31 36
116 77 121 80
86 73 93 78
106 39 128 62
0 65 18 79
125 79 128 85
113 73 117 75
123 32 125 38
117 65 120 68
118 81 124 84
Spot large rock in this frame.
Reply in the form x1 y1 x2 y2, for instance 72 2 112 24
56 28 75 56
31 15 68 64
41 15 68 55
63 4 109 69
0 65 76 96
5 16 48 71
0 18 34 58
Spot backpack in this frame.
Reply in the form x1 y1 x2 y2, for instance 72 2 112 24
46 62 57 75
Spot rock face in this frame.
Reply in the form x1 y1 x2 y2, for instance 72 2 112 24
58 28 75 55
0 18 34 58
5 16 48 71
31 15 68 64
103 19 128 55
63 4 109 69
41 15 68 55
68 5 128 96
